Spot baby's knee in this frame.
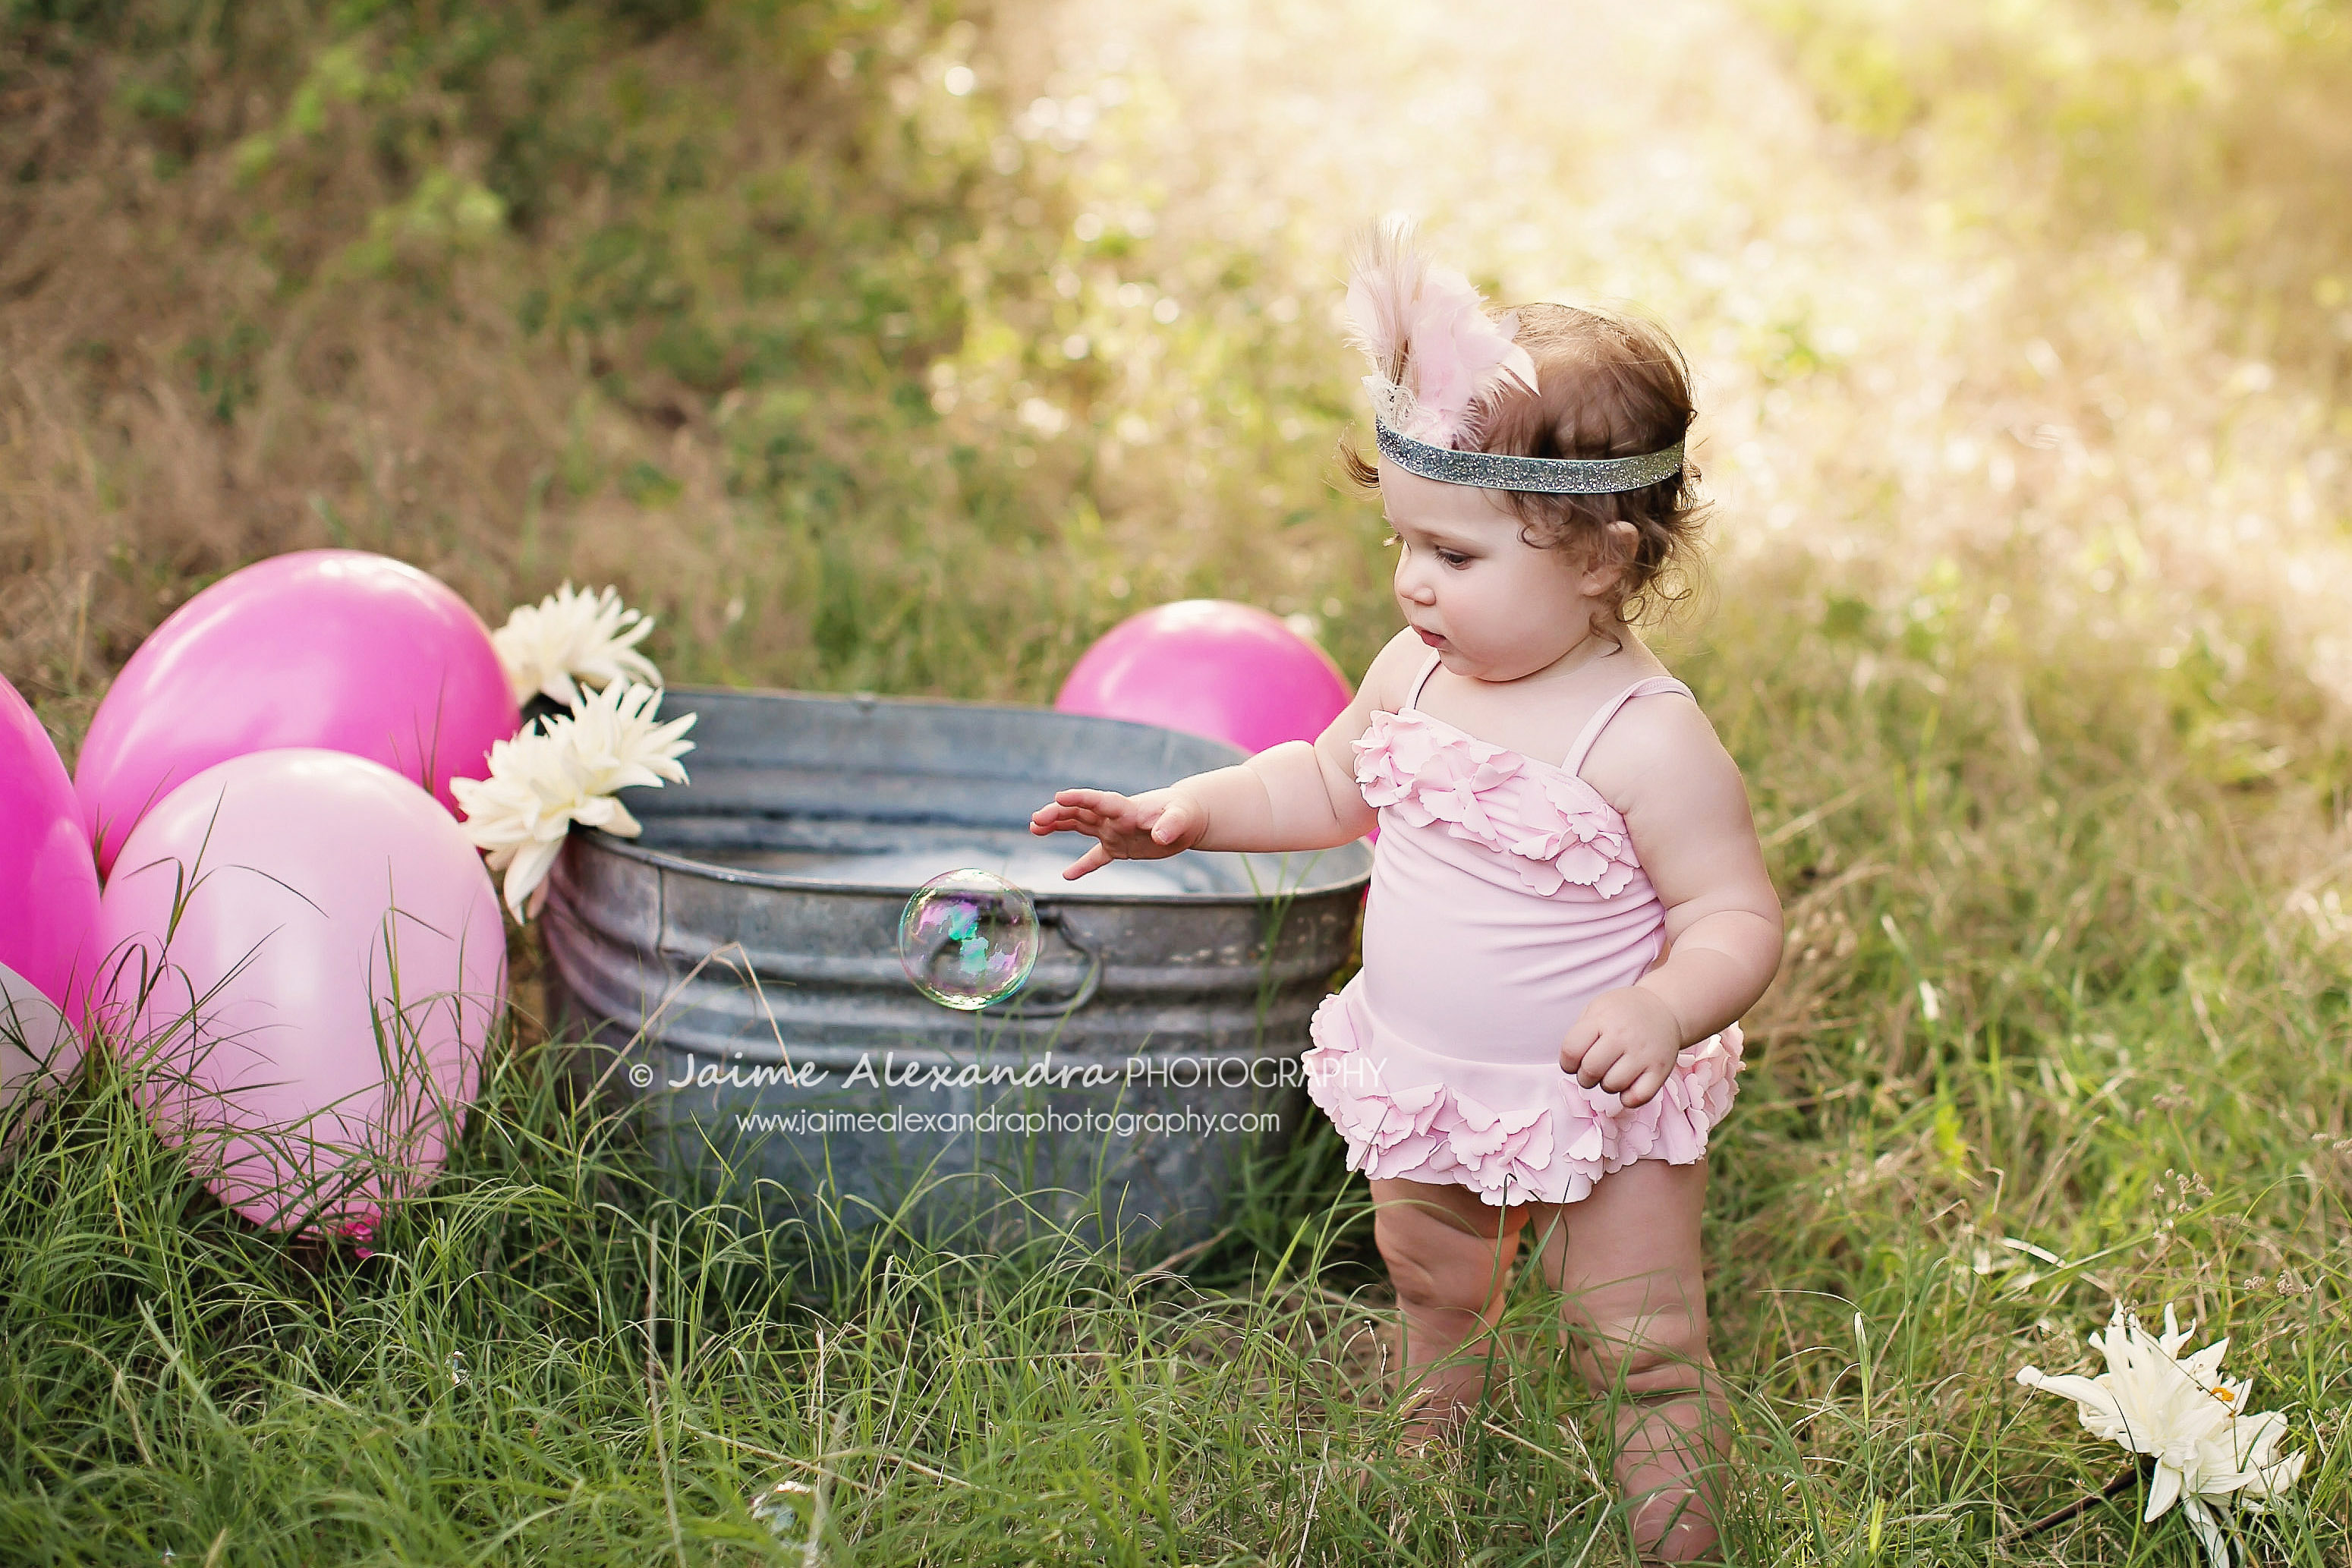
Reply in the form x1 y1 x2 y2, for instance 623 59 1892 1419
1374 1204 1518 1312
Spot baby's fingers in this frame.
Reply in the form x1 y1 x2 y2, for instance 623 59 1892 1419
1598 1050 1655 1097
1148 798 1197 845
1594 1049 1648 1095
1558 1019 1599 1077
1570 1036 1622 1090
1619 1064 1670 1110
1053 787 1127 815
1029 803 1081 834
1062 841 1113 880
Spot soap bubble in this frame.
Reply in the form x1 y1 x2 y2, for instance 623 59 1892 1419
897 868 1041 1009
750 1478 814 1541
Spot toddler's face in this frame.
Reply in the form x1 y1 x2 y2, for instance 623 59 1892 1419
1380 458 1607 682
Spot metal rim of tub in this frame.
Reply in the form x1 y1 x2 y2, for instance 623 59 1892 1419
578 684 1373 905
581 830 1368 904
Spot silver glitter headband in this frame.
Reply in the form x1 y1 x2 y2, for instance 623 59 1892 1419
1375 416 1686 495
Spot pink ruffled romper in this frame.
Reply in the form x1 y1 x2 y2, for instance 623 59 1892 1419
1303 652 1745 1207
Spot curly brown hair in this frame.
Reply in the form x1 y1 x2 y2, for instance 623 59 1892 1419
1345 302 1706 628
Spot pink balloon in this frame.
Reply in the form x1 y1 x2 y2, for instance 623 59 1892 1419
96 748 505 1236
1055 600 1353 756
0 676 102 1021
75 549 518 875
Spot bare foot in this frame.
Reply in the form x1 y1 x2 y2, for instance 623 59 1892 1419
1631 1497 1724 1566
1396 1422 1450 1461
1396 1390 1463 1460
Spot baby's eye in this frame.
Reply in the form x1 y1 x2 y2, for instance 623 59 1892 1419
1437 549 1470 568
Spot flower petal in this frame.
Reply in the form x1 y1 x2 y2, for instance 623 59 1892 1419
2179 1496 2232 1568
500 837 565 921
2145 1461 2183 1522
1351 710 1643 899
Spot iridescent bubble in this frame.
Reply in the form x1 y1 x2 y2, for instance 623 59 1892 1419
749 1478 814 1541
897 868 1041 1009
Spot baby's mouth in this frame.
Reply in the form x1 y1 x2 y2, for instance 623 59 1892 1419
1414 627 1449 648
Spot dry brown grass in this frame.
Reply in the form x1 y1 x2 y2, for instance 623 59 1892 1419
1 1 1101 749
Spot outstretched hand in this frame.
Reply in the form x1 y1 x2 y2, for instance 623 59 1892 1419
1028 787 1208 880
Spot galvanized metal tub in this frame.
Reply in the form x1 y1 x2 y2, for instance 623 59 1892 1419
541 685 1371 1257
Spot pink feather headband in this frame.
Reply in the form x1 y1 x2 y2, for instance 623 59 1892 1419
1344 220 1687 496
1343 219 1536 450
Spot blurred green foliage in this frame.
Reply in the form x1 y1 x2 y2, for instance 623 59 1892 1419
1754 0 2352 389
2 0 1083 691
3 0 1387 717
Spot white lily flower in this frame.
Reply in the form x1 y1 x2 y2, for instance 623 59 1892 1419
492 582 661 708
450 685 693 920
2018 1303 2306 1568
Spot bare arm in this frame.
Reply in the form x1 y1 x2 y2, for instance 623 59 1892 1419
1559 694 1783 1105
1030 628 1429 880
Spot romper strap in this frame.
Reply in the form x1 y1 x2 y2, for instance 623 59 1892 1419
1561 676 1696 776
1404 650 1444 710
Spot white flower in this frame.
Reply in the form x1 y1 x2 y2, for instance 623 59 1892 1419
451 729 591 920
2018 1303 2306 1568
565 679 697 810
451 685 694 920
492 582 660 708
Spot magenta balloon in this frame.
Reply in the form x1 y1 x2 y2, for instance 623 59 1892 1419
1054 600 1353 756
96 748 505 1236
0 676 102 1022
74 549 518 875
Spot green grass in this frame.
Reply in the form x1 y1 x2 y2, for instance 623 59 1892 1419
3 678 2346 1565
4 0 2350 1562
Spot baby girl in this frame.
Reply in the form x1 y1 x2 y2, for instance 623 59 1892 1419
1031 222 1782 1564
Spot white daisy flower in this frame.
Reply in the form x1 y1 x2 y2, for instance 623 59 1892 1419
451 685 694 920
2019 1303 2306 1567
565 679 697 799
452 729 590 919
492 582 661 708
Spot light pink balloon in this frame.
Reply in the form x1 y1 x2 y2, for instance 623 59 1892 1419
1055 600 1353 756
75 549 518 875
97 748 505 1236
1 959 85 1160
0 675 102 1021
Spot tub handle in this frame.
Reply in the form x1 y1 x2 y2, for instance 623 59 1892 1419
988 907 1102 1019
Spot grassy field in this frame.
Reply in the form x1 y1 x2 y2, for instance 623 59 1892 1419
2 0 2349 1563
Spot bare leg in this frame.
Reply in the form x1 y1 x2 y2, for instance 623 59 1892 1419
1527 1160 1727 1565
1366 1177 1527 1444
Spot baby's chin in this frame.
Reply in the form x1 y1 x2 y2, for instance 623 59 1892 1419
1443 644 1588 684
1432 645 1508 681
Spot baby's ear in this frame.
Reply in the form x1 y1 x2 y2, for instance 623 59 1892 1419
1578 521 1640 595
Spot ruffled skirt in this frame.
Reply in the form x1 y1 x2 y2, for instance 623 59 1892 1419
1302 981 1743 1207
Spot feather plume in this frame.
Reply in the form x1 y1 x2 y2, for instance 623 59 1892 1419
1343 216 1538 449
1343 217 1425 389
